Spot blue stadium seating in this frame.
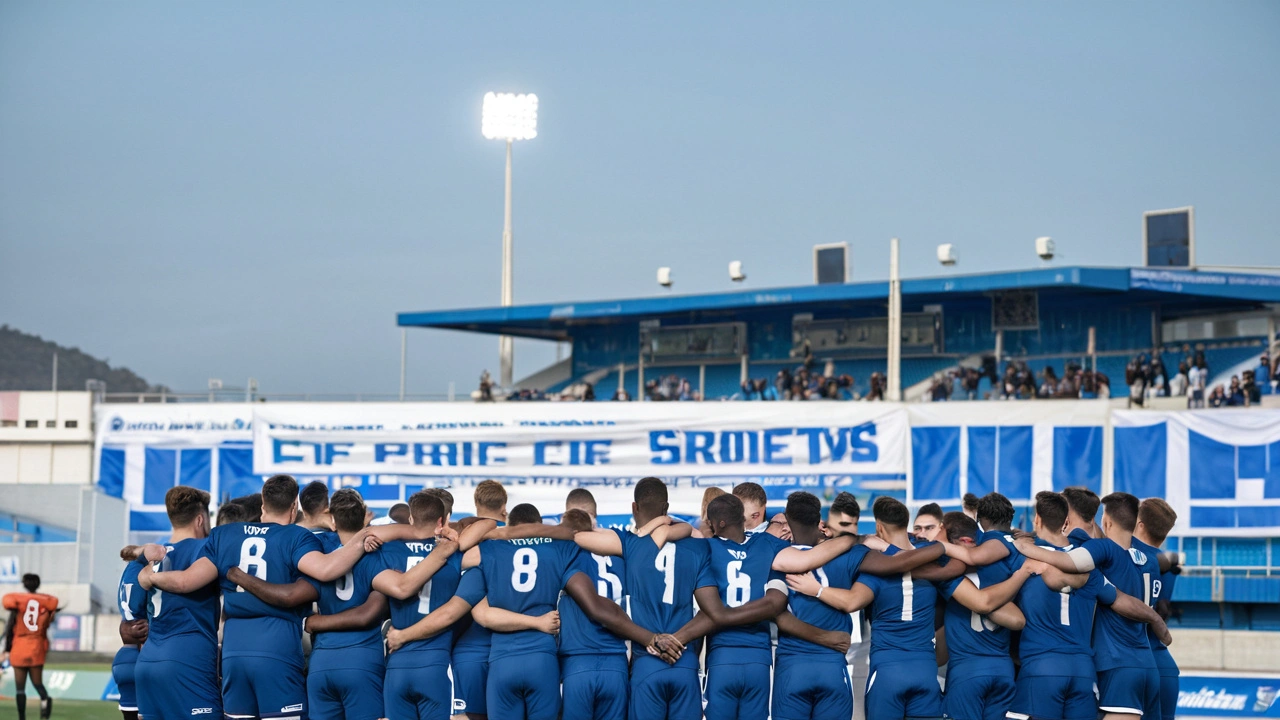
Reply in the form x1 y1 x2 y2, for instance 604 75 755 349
1223 576 1280 603
0 512 77 543
1214 538 1268 567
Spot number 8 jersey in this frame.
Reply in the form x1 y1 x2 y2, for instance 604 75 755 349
705 533 788 663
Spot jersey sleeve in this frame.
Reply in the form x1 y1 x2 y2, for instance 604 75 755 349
1088 569 1118 605
855 572 881 596
938 574 965 599
1080 537 1119 571
841 544 871 580
198 529 220 566
2 594 16 611
456 568 487 606
691 540 716 590
291 527 325 566
41 595 58 612
559 541 584 587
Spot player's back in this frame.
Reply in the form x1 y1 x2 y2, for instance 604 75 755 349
478 537 581 660
117 560 147 624
612 532 713 673
201 522 322 665
777 543 868 662
1132 538 1174 659
143 538 220 659
857 544 938 664
941 539 1017 666
380 537 462 665
1069 529 1154 670
312 532 387 654
705 533 787 661
2 592 57 642
557 550 626 657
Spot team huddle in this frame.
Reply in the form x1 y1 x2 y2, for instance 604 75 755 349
105 473 1182 720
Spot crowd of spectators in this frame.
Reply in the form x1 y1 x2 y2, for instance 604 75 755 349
643 374 702 401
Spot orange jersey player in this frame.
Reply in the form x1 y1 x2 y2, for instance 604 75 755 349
3 573 59 720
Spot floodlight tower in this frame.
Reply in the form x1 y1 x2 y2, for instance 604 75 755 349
482 92 538 389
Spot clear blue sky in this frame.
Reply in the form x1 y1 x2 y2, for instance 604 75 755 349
2 2 1277 396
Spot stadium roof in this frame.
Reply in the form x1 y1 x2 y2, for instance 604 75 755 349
399 266 1280 340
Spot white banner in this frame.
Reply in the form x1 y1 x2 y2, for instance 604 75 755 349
251 402 908 480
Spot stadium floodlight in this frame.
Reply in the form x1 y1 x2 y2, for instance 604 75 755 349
658 267 673 288
1036 236 1055 261
482 92 539 388
729 261 746 282
936 244 957 266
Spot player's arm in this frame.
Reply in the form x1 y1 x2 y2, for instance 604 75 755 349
911 558 969 583
142 556 218 593
938 538 1010 567
649 521 694 548
785 573 876 614
469 598 560 634
774 610 851 654
483 521 573 542
632 515 674 537
305 591 389 634
385 595 475 652
297 532 374 582
1014 537 1094 572
1106 589 1173 646
564 572 665 649
672 585 789 646
3 609 16 653
370 540 460 601
772 533 858 573
573 528 623 557
858 542 946 576
986 601 1026 631
226 567 319 607
947 560 1046 615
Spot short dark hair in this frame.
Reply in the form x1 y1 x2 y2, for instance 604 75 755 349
707 494 745 530
942 511 979 544
977 493 1015 530
408 492 445 527
233 493 263 522
388 503 411 523
329 489 367 533
217 502 248 526
262 475 299 515
22 573 39 592
560 508 593 533
873 496 909 528
508 503 543 526
1138 498 1177 544
299 481 330 517
962 493 980 512
829 491 861 520
1100 492 1140 533
917 503 943 522
166 486 211 528
1061 486 1100 523
565 488 597 517
421 489 454 519
785 491 823 530
1035 491 1069 533
732 482 768 508
634 477 669 514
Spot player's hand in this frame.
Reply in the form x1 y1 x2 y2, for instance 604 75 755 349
535 611 560 635
1013 536 1037 555
1021 560 1050 576
355 528 383 552
1156 622 1173 647
785 572 822 597
386 628 407 653
436 526 460 543
647 634 683 664
141 543 168 563
819 630 851 654
861 535 890 552
121 618 149 644
1010 529 1035 541
227 566 248 587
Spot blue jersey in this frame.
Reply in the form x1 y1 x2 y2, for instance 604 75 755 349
557 550 627 657
940 533 1018 665
117 560 147 623
611 531 715 672
452 520 505 660
1017 540 1116 663
380 538 463 665
856 544 939 666
978 529 1021 577
140 538 220 665
705 532 788 662
1069 529 1155 670
777 543 868 663
311 532 385 655
455 538 582 661
1131 538 1173 656
199 522 324 665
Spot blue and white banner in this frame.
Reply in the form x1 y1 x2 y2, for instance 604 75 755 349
1113 409 1280 536
907 401 1109 510
1176 675 1280 717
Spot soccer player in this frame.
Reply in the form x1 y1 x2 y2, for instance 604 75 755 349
733 481 771 535
112 546 150 720
932 492 1019 572
1015 492 1162 720
450 479 509 720
134 486 221 720
1134 498 1181 720
1061 486 1103 538
299 480 335 533
1009 491 1171 720
3 574 59 720
912 502 944 542
384 502 669 720
144 475 378 720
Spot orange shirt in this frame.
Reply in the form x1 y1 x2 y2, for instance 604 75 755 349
3 592 58 643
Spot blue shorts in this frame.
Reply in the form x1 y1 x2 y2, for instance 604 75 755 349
487 652 561 720
222 655 308 719
384 659 451 720
772 659 852 720
1008 656 1096 720
943 660 1014 720
112 646 139 712
1154 650 1179 720
451 654 489 717
562 653 629 720
307 647 385 720
629 658 702 720
135 656 222 720
1098 666 1160 718
867 658 942 720
705 660 771 720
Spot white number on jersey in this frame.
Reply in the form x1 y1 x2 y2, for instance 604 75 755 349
119 583 136 621
655 543 676 605
965 573 998 632
726 560 752 607
237 537 269 591
335 572 355 602
595 555 623 603
900 573 914 621
22 599 39 632
1143 572 1152 605
406 556 433 613
150 548 174 618
511 547 538 592
814 567 830 588
1059 587 1072 626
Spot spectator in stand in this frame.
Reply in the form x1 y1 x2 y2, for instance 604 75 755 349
1256 355 1273 396
1242 371 1262 406
582 383 596 401
740 380 760 401
756 379 778 401
1018 375 1037 400
1058 363 1082 398
478 370 494 401
1126 354 1149 407
612 386 630 401
1208 385 1226 408
1038 366 1059 398
1147 357 1169 398
1097 372 1112 399
1226 376 1245 406
960 367 981 400
776 369 793 400
1169 362 1189 397
1079 370 1099 399
1187 359 1206 408
1273 354 1280 393
866 372 886 401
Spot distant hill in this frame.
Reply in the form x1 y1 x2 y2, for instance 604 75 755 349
0 325 167 393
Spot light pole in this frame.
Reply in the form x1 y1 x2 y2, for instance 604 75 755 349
482 91 538 389
887 238 902 401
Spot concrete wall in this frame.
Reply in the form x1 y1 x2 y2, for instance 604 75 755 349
1169 628 1280 672
0 391 94 485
